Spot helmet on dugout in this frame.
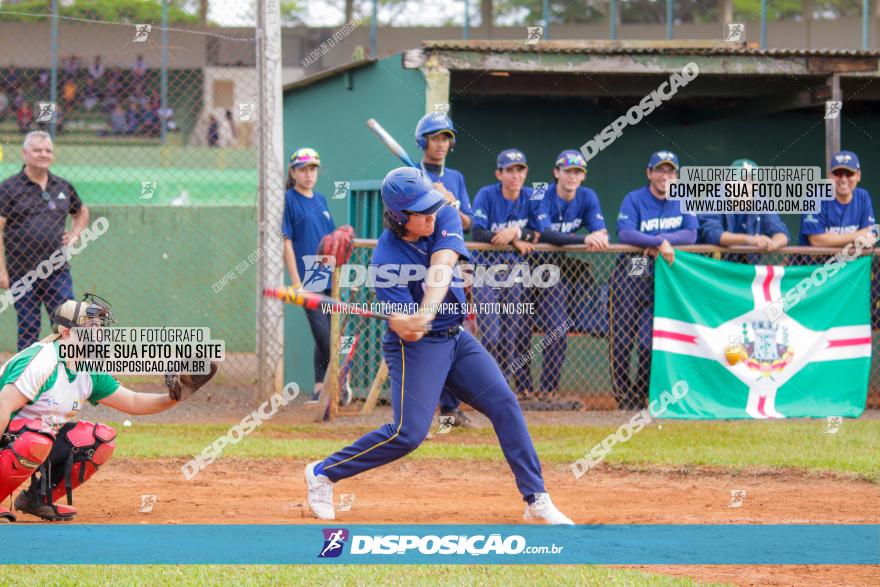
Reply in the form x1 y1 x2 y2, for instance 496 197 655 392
381 167 446 225
415 113 456 151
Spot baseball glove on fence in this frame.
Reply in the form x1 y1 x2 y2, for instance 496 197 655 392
165 362 219 401
318 225 355 265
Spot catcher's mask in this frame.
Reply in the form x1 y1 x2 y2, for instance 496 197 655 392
42 293 117 342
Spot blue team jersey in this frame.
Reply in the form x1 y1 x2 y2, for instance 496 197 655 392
422 166 474 221
472 183 551 262
698 213 790 245
799 188 876 245
281 188 335 285
372 204 470 340
616 185 699 237
544 183 606 234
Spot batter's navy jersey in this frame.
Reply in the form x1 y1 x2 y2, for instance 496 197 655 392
544 183 606 234
281 188 335 284
422 166 474 221
699 213 790 245
617 185 698 237
372 204 470 340
799 188 876 245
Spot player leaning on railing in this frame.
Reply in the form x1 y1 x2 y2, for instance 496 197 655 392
0 294 215 522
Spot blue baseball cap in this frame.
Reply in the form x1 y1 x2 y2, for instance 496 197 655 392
647 150 679 170
497 148 528 169
830 150 860 173
555 149 587 172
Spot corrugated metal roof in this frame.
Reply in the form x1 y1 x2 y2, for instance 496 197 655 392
421 39 880 58
283 58 376 92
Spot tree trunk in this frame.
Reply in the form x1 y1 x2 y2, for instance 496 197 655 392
199 0 208 25
805 0 813 49
481 0 493 39
345 0 354 23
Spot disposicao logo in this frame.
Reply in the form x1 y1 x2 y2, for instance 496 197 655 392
318 528 349 558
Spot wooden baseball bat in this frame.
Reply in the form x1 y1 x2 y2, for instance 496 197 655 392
263 287 390 321
366 118 418 168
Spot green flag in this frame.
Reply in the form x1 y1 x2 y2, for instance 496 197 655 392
651 251 871 419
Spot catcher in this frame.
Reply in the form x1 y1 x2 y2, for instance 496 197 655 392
0 294 216 522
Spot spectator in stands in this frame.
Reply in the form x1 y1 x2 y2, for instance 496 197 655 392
3 67 19 91
62 79 77 108
83 78 100 111
698 158 790 254
36 70 50 92
63 55 81 80
207 115 220 147
132 55 147 82
142 106 159 137
611 150 697 410
103 70 121 112
0 131 90 350
225 109 237 143
16 101 32 134
126 103 141 135
158 105 177 132
89 56 105 81
110 103 127 135
129 86 147 109
0 90 9 122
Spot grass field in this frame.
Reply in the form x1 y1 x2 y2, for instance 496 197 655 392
110 419 880 481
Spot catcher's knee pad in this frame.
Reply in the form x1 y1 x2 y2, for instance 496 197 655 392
0 419 55 503
44 421 116 505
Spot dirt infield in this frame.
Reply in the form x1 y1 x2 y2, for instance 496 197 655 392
16 456 878 587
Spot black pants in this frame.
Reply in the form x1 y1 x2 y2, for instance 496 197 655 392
305 304 331 384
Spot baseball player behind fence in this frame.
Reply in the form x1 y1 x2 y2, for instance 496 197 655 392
612 151 697 410
532 149 609 397
415 112 473 426
0 294 214 522
304 167 574 524
698 158 790 259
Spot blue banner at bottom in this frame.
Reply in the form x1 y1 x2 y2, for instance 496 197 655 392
1 525 877 564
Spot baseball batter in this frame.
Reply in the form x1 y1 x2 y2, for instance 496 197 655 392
0 295 213 522
305 167 573 525
415 112 473 425
612 151 697 410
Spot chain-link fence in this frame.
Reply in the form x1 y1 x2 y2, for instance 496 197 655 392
338 241 880 412
0 5 284 397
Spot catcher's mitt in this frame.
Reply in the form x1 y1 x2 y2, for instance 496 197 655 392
165 362 218 401
318 225 355 265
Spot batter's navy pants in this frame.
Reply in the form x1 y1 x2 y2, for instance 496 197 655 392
609 256 654 409
320 330 546 499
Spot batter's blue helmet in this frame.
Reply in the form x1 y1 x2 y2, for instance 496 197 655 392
381 167 446 224
415 113 456 150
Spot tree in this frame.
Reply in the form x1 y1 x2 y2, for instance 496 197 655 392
0 0 198 24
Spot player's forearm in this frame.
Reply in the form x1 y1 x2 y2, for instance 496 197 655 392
420 249 459 321
124 391 178 415
459 212 472 231
660 228 697 246
472 226 495 243
718 232 752 247
771 232 789 248
618 229 663 248
807 232 859 247
539 229 584 246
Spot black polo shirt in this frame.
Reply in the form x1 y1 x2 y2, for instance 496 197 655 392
0 167 83 279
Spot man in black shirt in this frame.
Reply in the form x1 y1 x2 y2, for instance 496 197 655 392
0 131 90 349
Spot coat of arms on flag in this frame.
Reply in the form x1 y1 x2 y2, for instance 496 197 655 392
650 251 872 419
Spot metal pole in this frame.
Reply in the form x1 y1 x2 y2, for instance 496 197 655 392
50 0 58 138
666 0 673 39
160 0 169 143
543 0 550 39
760 0 767 48
256 0 286 400
464 0 470 39
824 73 841 172
863 0 869 49
370 0 378 58
610 0 618 40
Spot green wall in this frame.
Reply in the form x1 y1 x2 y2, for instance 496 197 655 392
0 206 257 352
282 55 425 389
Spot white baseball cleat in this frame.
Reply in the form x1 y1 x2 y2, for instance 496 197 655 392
523 493 574 525
305 461 335 520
